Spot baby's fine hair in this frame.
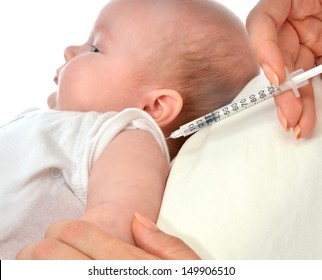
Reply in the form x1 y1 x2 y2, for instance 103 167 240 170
159 0 259 156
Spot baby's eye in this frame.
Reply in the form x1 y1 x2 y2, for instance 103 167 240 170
90 45 100 53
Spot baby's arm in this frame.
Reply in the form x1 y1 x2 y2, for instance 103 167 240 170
79 129 169 245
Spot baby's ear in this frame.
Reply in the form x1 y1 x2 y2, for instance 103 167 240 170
143 89 183 128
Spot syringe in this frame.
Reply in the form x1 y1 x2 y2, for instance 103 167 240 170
169 64 322 139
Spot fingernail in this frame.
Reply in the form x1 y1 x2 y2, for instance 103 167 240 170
277 107 289 132
262 63 279 86
134 212 158 231
293 125 301 140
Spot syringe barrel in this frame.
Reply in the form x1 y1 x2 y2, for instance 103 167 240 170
169 65 322 139
172 83 280 138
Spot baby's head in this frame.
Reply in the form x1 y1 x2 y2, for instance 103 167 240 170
48 0 259 158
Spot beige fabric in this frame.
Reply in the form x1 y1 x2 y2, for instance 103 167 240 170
159 75 322 259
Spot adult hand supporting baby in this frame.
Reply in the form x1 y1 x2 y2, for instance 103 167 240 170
16 214 200 260
246 0 322 139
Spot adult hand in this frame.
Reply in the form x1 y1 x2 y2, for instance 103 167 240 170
246 0 322 139
16 213 200 260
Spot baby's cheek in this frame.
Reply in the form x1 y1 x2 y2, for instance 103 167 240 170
57 67 89 111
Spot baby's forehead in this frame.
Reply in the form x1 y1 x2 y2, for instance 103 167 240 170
95 0 187 43
101 0 201 23
95 0 239 56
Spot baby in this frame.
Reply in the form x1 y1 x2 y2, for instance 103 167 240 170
0 0 258 259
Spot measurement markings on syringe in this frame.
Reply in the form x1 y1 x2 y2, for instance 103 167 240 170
188 84 280 133
170 65 322 139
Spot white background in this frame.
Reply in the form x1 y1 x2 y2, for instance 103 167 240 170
0 0 258 124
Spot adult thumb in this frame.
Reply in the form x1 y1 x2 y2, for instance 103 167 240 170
132 213 200 260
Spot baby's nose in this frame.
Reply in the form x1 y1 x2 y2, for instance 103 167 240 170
64 45 81 62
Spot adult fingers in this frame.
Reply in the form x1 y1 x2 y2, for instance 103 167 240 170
44 220 160 260
295 82 317 139
132 213 201 260
273 21 302 129
246 0 292 84
16 238 91 260
290 16 322 58
292 46 317 138
275 45 316 138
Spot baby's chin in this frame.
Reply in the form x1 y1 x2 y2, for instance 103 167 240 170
47 92 57 109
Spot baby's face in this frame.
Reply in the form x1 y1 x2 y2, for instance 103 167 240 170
48 0 164 111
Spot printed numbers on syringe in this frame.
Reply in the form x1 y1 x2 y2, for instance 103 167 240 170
187 84 280 133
